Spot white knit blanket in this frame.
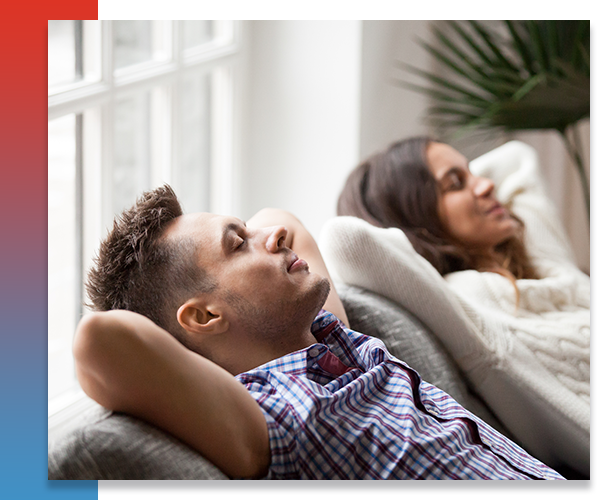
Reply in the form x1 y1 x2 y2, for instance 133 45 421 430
320 141 590 474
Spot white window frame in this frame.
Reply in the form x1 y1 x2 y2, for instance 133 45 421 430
48 20 244 439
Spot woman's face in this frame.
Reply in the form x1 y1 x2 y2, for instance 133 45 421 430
426 142 519 250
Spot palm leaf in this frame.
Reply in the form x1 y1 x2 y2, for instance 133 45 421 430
567 20 589 69
545 21 560 76
576 41 590 75
397 62 493 103
526 20 550 73
504 21 535 75
467 21 520 72
396 20 591 222
420 35 523 96
431 27 504 83
398 20 590 132
448 21 496 68
427 106 488 121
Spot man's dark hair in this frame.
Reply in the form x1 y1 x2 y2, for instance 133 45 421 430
85 185 215 346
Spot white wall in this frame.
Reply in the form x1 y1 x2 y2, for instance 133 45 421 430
240 20 590 271
359 21 432 158
240 21 362 239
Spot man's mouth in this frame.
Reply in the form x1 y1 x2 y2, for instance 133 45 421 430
287 253 308 272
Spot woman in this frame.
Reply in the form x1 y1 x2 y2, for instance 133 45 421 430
337 137 538 285
322 137 589 476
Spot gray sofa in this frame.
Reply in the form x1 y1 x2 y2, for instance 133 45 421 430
48 285 515 480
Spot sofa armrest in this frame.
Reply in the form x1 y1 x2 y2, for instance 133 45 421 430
48 404 228 480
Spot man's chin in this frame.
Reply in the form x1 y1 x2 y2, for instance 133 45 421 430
310 276 331 317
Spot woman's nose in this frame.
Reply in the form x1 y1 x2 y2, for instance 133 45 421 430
473 176 494 198
266 225 288 252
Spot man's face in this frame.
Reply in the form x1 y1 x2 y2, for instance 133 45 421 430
166 212 330 345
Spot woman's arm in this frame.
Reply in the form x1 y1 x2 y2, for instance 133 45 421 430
247 208 350 327
469 140 576 265
73 309 270 479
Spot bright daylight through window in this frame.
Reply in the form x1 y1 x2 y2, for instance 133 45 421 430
48 20 240 433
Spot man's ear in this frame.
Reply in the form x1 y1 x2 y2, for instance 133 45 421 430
177 298 229 336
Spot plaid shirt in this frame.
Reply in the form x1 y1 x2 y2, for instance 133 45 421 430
236 310 564 480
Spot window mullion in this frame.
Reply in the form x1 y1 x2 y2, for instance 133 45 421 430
102 21 113 88
101 106 114 233
75 114 84 330
167 22 181 188
210 65 233 215
168 21 182 186
74 21 84 80
172 21 182 67
101 21 114 234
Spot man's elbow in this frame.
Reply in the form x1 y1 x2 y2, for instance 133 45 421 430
232 438 271 479
72 311 131 410
226 405 271 479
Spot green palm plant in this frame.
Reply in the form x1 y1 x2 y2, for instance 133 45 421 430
397 20 590 223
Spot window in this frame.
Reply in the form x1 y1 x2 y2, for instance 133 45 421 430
48 20 242 432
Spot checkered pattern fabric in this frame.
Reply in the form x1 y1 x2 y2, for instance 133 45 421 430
236 311 563 480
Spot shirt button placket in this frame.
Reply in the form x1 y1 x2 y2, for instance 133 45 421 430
308 347 320 358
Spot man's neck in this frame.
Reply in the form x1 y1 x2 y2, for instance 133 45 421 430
218 327 318 376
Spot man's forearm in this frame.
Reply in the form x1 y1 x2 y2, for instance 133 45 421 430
73 310 270 478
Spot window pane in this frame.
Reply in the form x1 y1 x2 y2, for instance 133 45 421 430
182 21 214 50
48 114 77 400
174 71 212 213
114 21 169 70
48 20 100 93
48 20 79 88
112 92 153 214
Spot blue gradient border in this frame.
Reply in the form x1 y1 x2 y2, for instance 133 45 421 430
1 1 98 498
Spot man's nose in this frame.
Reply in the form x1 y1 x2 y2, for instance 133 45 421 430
473 176 494 198
266 225 288 252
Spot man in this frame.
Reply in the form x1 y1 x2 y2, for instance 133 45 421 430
74 185 563 480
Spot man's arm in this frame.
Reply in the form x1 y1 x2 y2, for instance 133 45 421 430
247 208 349 326
73 309 270 478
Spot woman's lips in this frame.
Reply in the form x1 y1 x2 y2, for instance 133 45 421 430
486 203 506 216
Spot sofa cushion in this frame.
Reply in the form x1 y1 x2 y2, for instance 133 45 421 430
48 405 227 480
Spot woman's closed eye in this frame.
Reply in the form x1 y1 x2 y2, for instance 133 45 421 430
444 170 466 191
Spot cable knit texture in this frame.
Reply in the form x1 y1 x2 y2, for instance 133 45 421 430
319 141 590 475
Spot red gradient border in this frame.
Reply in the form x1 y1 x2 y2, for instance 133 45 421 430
1 1 98 498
